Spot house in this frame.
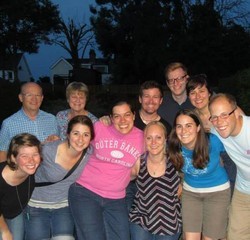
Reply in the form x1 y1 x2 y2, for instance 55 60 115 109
0 53 33 82
50 50 112 85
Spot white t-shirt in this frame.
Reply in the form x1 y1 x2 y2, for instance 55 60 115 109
211 115 250 194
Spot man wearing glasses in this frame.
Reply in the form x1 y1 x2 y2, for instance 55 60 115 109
0 82 59 162
158 62 194 126
209 93 250 240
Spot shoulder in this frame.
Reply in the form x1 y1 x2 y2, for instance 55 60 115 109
209 133 224 150
56 109 69 118
2 110 22 124
39 110 56 118
183 98 195 109
42 140 61 153
87 112 98 123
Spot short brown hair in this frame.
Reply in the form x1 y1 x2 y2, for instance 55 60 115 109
7 133 41 170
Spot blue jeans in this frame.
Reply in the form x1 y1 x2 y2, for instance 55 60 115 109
24 206 75 240
130 222 181 240
68 183 130 240
0 213 24 240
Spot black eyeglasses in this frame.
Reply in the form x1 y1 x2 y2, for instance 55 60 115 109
209 108 236 123
167 74 187 85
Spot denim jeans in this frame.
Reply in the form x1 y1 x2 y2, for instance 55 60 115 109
68 183 130 240
24 206 75 240
130 222 181 240
0 212 24 240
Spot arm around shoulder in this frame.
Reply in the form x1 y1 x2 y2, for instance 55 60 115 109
131 158 140 180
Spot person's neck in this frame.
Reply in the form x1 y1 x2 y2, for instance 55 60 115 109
23 108 39 120
231 115 243 136
4 166 29 186
139 109 160 124
196 106 210 118
147 153 165 164
172 92 187 105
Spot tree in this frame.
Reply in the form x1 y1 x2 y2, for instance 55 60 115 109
0 0 61 81
90 0 250 85
90 0 173 84
52 18 94 70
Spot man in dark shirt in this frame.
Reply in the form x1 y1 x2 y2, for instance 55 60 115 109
126 81 172 211
158 62 194 126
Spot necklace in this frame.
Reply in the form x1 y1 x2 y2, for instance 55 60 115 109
139 110 160 124
148 158 166 176
16 176 31 220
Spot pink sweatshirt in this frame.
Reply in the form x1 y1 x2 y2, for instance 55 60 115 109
77 121 144 199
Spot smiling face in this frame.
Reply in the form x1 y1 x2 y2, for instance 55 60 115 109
166 67 188 97
175 114 200 150
68 123 92 152
139 88 163 114
111 103 135 134
144 123 166 156
189 84 211 110
68 91 87 113
19 83 43 114
209 97 239 138
13 146 41 176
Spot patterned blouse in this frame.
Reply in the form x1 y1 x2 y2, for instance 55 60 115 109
56 109 98 140
129 155 182 235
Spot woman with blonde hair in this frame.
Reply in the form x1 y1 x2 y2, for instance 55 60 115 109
129 121 182 240
56 81 98 140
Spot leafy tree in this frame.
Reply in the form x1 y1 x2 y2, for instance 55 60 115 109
90 0 250 85
52 18 94 70
90 0 173 84
0 0 61 81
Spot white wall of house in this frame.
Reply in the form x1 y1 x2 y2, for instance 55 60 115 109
50 58 73 84
17 55 33 82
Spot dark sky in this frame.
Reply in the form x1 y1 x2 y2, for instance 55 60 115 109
26 0 96 80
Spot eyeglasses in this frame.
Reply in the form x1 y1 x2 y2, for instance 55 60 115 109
22 93 43 98
167 74 187 85
209 108 236 123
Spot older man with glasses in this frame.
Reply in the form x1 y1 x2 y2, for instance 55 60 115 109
0 82 59 162
158 62 194 126
209 93 250 240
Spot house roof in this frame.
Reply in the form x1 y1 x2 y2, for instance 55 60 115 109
0 53 23 69
65 58 109 65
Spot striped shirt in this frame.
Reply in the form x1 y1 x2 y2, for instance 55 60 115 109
129 156 182 235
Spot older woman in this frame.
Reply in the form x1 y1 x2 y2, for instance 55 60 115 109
56 81 98 140
0 133 41 240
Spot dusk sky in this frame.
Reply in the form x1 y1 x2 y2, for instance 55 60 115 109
26 0 96 80
26 0 250 80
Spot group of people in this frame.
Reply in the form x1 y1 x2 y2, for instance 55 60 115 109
0 61 249 240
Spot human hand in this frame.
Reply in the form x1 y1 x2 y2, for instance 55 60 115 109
1 230 13 240
45 134 60 142
99 115 111 126
177 184 183 198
